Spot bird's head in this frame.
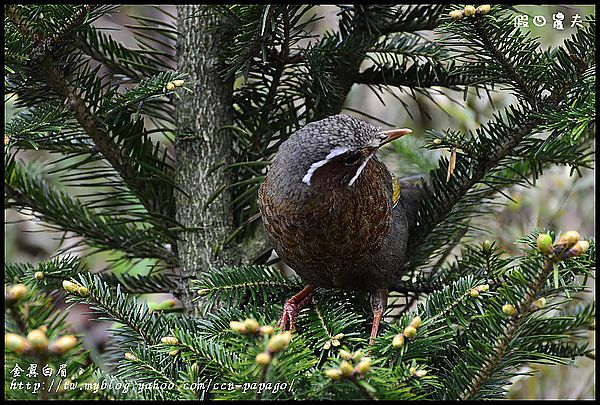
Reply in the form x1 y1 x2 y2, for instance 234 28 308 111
271 114 411 190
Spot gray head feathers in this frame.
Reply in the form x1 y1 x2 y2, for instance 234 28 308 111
267 114 384 195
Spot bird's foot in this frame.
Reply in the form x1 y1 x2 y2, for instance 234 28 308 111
277 285 316 331
277 301 302 331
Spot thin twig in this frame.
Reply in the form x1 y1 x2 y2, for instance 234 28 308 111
255 360 270 400
349 375 376 400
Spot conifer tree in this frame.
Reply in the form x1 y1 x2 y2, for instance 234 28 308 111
4 4 595 400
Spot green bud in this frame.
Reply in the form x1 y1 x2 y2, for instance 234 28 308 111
255 352 271 366
476 284 490 292
502 304 517 316
339 349 352 360
565 240 590 257
326 368 342 381
124 352 138 361
229 321 246 334
558 231 580 248
482 240 493 252
532 297 546 310
536 233 553 255
392 334 405 348
464 5 476 16
260 325 274 336
161 336 179 345
243 318 259 334
154 298 177 311
34 271 45 281
403 325 417 338
6 284 27 302
410 316 422 329
27 329 49 351
77 286 90 297
476 4 491 15
352 350 364 362
355 358 372 375
5 333 31 354
449 10 464 20
268 332 291 353
49 335 78 355
578 240 590 253
62 280 80 294
340 360 354 377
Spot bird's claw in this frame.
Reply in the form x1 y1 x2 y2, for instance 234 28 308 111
277 301 299 331
277 291 313 331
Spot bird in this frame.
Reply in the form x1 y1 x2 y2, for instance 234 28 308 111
258 114 427 344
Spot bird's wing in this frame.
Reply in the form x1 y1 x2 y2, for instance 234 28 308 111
393 174 431 231
390 173 430 209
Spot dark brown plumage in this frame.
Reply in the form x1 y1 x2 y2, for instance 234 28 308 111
258 114 423 343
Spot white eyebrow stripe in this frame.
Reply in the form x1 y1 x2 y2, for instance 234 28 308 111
348 153 373 187
302 146 350 186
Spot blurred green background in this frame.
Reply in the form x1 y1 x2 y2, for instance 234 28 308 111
4 4 595 399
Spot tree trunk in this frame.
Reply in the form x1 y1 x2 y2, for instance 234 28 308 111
174 5 239 313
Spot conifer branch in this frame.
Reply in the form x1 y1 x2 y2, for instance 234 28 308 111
6 5 169 221
349 375 377 400
406 22 594 268
4 176 174 263
72 275 163 345
355 65 465 89
29 5 101 63
407 118 539 254
460 254 571 399
41 63 162 217
471 19 538 105
253 9 291 151
6 5 43 42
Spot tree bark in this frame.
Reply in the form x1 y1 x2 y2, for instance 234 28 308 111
174 5 239 313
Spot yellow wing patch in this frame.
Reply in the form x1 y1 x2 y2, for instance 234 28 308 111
392 174 401 208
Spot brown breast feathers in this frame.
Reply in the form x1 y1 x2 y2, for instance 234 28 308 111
258 157 392 290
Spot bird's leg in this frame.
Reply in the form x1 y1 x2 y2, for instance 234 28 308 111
369 289 388 345
278 285 316 331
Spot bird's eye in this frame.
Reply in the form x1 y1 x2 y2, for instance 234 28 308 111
342 153 362 165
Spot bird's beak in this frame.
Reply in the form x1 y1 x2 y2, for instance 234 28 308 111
377 128 412 147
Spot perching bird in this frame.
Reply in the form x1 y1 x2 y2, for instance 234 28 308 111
258 114 427 344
